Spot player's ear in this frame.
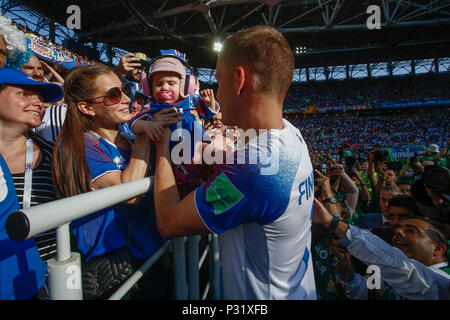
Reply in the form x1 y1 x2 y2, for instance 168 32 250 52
234 66 246 96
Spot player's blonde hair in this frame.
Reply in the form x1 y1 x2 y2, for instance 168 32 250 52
219 26 294 100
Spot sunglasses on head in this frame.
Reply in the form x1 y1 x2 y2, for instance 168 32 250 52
86 86 131 106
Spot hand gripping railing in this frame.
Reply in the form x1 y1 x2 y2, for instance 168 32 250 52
5 177 222 300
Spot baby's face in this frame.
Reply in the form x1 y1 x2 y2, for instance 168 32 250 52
152 71 181 104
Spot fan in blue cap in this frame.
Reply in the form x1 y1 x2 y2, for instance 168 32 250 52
0 68 64 103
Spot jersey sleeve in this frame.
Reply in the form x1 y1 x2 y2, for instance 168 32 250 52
84 136 120 181
194 162 292 234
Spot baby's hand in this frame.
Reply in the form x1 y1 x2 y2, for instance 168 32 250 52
200 89 216 110
143 122 165 141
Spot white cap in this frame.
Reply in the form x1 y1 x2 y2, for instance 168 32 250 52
427 144 439 153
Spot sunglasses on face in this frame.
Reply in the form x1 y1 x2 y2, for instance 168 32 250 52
86 86 130 106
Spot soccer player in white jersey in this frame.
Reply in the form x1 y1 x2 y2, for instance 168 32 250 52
153 26 316 300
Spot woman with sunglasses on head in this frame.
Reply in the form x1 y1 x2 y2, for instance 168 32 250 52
52 65 174 299
0 68 64 300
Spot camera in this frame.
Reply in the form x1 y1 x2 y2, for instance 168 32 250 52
327 166 341 176
134 52 151 73
313 163 327 175
387 161 403 172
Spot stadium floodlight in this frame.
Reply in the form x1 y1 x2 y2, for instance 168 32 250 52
214 41 223 52
295 46 307 55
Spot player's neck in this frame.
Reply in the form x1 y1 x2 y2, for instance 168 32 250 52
239 97 284 132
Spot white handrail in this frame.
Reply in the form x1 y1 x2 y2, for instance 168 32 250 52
5 175 222 300
6 177 153 241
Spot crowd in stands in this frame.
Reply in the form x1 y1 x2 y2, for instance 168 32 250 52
0 14 449 301
286 108 450 154
284 72 450 109
307 137 449 299
13 21 98 66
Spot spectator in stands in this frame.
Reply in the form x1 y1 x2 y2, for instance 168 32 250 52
3 46 67 142
397 177 412 196
422 142 449 167
203 111 235 152
312 168 355 300
19 54 44 81
326 159 359 212
210 109 224 131
0 15 27 68
399 157 424 183
6 50 65 88
30 57 67 142
350 167 371 213
386 194 422 227
411 165 450 229
153 26 316 299
313 199 450 300
0 68 64 299
287 108 449 157
115 52 143 84
52 65 168 299
371 185 402 238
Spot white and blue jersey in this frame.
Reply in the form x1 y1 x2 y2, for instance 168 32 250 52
194 119 316 299
0 154 46 299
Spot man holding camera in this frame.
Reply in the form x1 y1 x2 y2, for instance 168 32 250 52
400 157 424 183
311 167 359 300
115 52 145 84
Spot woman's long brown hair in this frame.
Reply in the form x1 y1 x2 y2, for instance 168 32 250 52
52 64 115 199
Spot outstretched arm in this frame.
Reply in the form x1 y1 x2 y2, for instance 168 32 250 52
313 199 450 300
200 89 220 113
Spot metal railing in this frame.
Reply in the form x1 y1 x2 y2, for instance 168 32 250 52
5 177 221 300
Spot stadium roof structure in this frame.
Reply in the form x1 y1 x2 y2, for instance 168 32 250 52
12 0 450 69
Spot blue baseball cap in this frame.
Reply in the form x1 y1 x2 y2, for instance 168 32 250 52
0 68 64 103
